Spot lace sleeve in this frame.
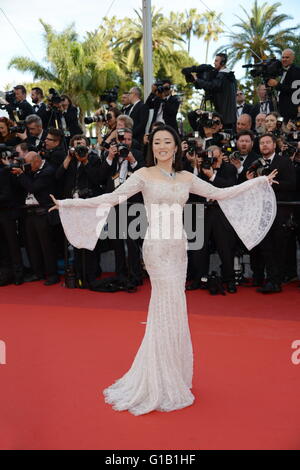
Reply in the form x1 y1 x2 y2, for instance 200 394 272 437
58 171 144 250
190 174 277 250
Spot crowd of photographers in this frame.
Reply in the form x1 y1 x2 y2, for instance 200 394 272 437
0 48 300 294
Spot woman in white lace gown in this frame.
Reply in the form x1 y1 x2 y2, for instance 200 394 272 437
50 125 277 416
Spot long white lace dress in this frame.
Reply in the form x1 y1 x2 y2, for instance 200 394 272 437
57 169 276 415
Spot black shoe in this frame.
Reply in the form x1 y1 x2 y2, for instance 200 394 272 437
282 275 298 284
257 281 282 294
248 278 265 288
186 280 201 291
24 274 43 282
227 281 237 293
44 276 60 286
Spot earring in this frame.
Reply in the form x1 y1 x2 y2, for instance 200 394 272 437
173 152 176 164
154 156 157 165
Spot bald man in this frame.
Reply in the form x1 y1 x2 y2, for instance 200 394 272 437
268 49 300 121
236 113 252 133
12 151 59 285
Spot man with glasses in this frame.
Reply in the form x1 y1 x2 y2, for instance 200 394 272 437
43 128 67 170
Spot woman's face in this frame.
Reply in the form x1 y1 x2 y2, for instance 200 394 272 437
265 114 277 131
0 122 9 137
152 130 177 163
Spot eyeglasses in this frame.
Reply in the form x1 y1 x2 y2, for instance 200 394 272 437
45 137 57 142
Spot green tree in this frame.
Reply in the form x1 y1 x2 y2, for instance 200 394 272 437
171 9 204 54
114 8 184 80
200 11 224 63
217 0 299 65
8 20 121 116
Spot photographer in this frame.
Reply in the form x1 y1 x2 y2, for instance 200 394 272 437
128 87 149 144
251 84 274 122
120 92 133 115
230 130 260 183
96 107 121 152
4 85 34 122
56 140 104 289
247 133 296 293
11 151 59 286
190 54 237 129
187 111 227 148
100 128 145 286
56 136 103 199
0 153 24 285
145 79 180 133
16 114 47 150
43 128 67 171
31 87 48 129
267 49 300 122
0 116 21 147
186 145 238 293
236 89 253 119
60 94 83 137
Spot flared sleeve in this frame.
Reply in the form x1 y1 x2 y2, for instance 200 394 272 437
190 174 277 250
57 171 145 250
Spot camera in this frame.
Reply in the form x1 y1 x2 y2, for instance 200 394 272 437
290 115 300 129
0 90 17 110
221 144 236 156
200 150 217 170
84 107 112 125
116 143 129 159
100 86 119 103
0 144 18 159
84 114 110 125
154 81 171 94
229 150 244 161
181 64 217 84
46 88 63 105
242 58 283 82
74 145 89 158
117 128 126 142
248 158 272 176
9 121 26 134
281 142 298 159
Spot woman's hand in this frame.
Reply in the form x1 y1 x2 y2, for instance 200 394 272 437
266 169 279 185
48 194 59 212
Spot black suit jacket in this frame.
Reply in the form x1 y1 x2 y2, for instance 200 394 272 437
26 129 48 151
276 64 300 120
128 101 149 143
56 153 104 198
251 100 274 122
99 149 145 203
145 93 180 132
17 161 56 209
236 150 260 183
236 103 253 119
63 105 83 136
7 100 34 122
33 102 49 129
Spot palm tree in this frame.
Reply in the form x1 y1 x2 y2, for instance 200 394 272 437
173 9 204 54
200 11 224 63
217 0 299 66
8 20 121 116
114 7 184 80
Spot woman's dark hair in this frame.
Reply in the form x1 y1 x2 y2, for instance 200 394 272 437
146 124 183 172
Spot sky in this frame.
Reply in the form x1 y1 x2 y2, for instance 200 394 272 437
0 0 299 90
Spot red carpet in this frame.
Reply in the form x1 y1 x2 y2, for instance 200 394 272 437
0 278 300 450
